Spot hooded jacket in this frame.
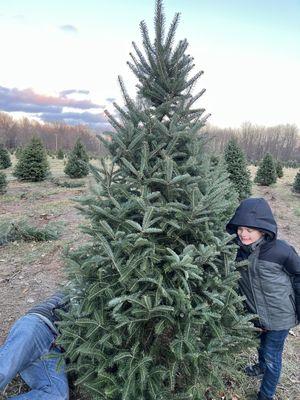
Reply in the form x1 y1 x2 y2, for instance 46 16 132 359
226 198 300 330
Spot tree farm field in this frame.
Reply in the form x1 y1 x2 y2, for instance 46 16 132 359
0 158 299 400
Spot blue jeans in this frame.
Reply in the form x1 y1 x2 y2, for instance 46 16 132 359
0 314 69 399
258 329 289 399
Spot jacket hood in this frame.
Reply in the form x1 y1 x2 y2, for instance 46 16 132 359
226 197 277 239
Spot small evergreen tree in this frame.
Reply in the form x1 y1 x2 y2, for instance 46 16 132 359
224 138 252 200
0 145 12 169
57 148 64 159
13 137 50 182
64 139 89 178
0 171 7 194
15 147 23 159
275 160 283 178
292 170 300 193
58 2 254 399
254 152 277 186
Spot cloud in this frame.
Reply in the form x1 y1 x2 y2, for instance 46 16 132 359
59 24 78 34
0 86 100 112
106 97 116 103
0 85 113 129
40 111 106 123
60 89 90 97
40 110 110 129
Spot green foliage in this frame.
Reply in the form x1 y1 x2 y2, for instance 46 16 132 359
0 171 7 194
0 145 12 169
292 171 300 193
13 137 50 182
57 148 65 159
15 147 23 159
51 177 85 188
64 139 89 178
275 161 283 178
58 2 255 399
282 160 300 168
254 153 277 186
0 220 63 246
224 138 252 200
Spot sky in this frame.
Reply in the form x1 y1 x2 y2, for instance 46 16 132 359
0 0 300 131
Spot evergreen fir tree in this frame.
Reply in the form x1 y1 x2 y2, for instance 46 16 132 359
57 148 65 159
58 2 254 399
13 136 50 182
224 138 251 200
64 139 89 178
292 170 300 193
0 171 7 194
275 160 283 178
254 152 277 186
15 147 23 159
0 145 12 169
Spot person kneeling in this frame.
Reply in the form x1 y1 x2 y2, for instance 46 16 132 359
0 293 69 399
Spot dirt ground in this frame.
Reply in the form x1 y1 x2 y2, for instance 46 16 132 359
0 159 299 399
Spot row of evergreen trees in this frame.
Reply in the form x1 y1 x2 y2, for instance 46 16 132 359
0 137 89 182
1 134 299 197
223 138 293 199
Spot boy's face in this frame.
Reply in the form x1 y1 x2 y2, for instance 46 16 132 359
237 226 264 245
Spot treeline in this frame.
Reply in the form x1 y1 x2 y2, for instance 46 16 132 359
203 122 300 162
0 112 106 155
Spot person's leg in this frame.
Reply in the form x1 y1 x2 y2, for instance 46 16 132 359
258 331 267 372
9 348 69 400
244 331 266 377
258 330 289 400
0 315 55 390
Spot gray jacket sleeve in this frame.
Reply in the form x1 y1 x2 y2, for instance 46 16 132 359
284 246 300 320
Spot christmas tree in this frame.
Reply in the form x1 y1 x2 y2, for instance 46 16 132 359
224 138 251 200
58 2 254 399
0 171 7 194
275 160 283 178
64 139 89 178
292 170 300 193
0 145 12 169
254 152 277 186
15 147 23 159
57 148 65 159
13 136 50 182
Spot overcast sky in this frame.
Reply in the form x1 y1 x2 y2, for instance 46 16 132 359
0 0 299 130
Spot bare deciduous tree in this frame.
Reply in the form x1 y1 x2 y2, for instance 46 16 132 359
203 122 300 162
0 112 107 156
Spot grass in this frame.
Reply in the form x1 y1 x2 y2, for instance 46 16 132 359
294 207 300 217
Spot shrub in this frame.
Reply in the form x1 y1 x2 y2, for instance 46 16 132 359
0 145 12 169
0 220 63 246
254 153 277 186
292 171 300 193
224 138 252 200
57 149 64 159
0 171 7 194
13 137 50 182
64 139 89 178
275 161 283 178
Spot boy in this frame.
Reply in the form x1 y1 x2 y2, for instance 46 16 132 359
226 197 300 400
0 293 69 399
